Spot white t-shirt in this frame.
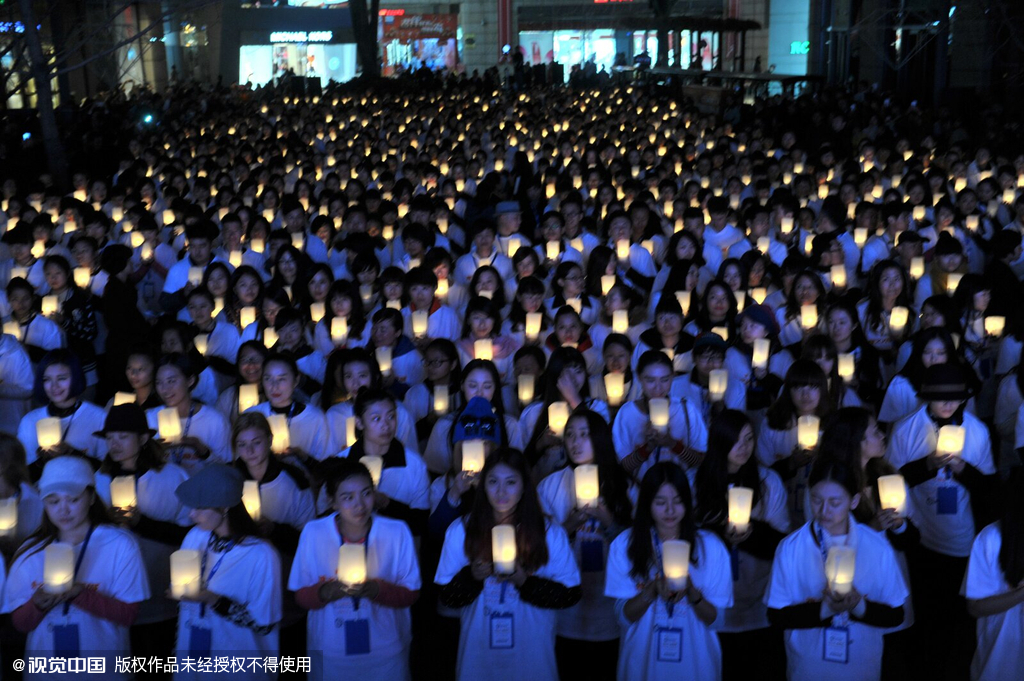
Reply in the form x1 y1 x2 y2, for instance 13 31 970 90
3 525 150 677
173 529 281 678
333 445 429 513
434 518 581 681
885 405 995 556
764 520 909 681
604 528 733 681
422 412 524 476
964 522 1024 681
145 403 231 476
325 401 418 458
288 514 421 681
0 332 34 435
247 401 331 462
19 402 108 464
612 400 708 482
537 467 619 642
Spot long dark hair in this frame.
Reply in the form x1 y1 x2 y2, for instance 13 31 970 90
820 407 897 524
864 260 914 343
899 327 960 391
999 467 1024 587
766 359 832 430
694 410 763 530
627 462 700 581
563 410 632 528
463 448 549 572
15 477 111 560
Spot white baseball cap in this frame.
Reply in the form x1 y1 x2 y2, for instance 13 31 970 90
38 456 95 499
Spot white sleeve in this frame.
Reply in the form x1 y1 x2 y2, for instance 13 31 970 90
537 523 581 588
760 468 792 533
964 527 1007 600
391 522 422 591
245 543 283 626
696 533 734 609
108 533 151 603
764 539 800 609
434 520 469 585
604 533 639 599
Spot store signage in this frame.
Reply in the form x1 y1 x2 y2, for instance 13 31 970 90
593 0 634 3
381 14 458 40
379 9 405 16
269 31 334 43
790 40 810 54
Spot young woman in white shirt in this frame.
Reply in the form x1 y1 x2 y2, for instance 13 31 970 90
245 353 330 465
290 456 421 681
146 352 232 475
537 409 632 681
18 349 108 475
756 359 834 529
765 456 909 681
435 447 581 681
693 410 790 680
214 340 268 422
314 279 371 356
879 328 965 428
404 338 462 448
4 456 149 676
604 461 733 681
171 464 282 679
93 404 191 668
964 468 1024 681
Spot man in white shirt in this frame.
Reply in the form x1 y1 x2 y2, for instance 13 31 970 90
702 195 744 274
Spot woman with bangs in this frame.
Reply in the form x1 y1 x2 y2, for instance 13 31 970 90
683 279 738 340
314 279 371 356
505 275 551 344
456 296 519 387
825 300 885 409
775 270 827 347
878 327 972 427
633 294 694 376
755 359 833 530
856 260 916 364
800 335 864 410
225 265 264 331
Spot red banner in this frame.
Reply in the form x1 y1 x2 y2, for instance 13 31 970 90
381 14 458 41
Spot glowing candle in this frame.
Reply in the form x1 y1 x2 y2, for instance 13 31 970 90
937 425 965 457
43 543 75 594
474 339 494 362
889 306 909 335
213 297 224 317
492 525 517 574
110 476 137 510
187 267 204 286
728 486 754 532
1003 189 1016 205
331 317 348 344
910 257 925 280
854 227 868 247
800 304 818 331
752 339 770 370
616 240 630 261
31 240 45 259
662 539 690 591
250 238 265 254
242 480 261 521
831 265 847 289
877 474 907 515
310 302 325 323
649 398 670 433
113 391 135 407
604 373 625 406
436 278 449 300
337 544 367 586
290 233 304 250
709 369 728 402
965 215 979 232
0 497 17 537
797 415 821 449
838 353 856 381
36 417 62 449
612 310 629 334
548 402 569 437
433 385 449 414
193 334 208 356
574 464 599 509
412 310 429 338
947 273 963 295
750 287 767 305
546 241 560 261
984 316 1005 337
675 290 691 316
345 417 358 448
10 266 27 280
780 216 795 233
826 545 856 595
360 285 373 304
913 206 926 222
757 236 771 254
267 414 290 454
263 328 278 349
170 549 201 599
641 239 655 256
240 306 256 329
601 275 616 295
360 456 383 486
73 267 91 289
238 384 260 414
462 440 486 474
518 374 535 404
712 326 729 341
525 313 542 341
375 347 393 376
3 321 20 341
41 295 59 316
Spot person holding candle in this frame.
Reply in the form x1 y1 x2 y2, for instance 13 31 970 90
684 280 739 340
953 274 999 412
322 348 419 456
825 301 885 409
543 305 600 372
604 461 733 681
693 410 790 680
856 260 916 364
224 265 264 331
239 287 291 347
42 255 99 393
453 221 516 287
964 467 1024 681
3 455 149 675
214 340 268 422
290 456 421 681
589 333 641 408
314 279 371 356
775 270 827 347
545 262 598 328
404 338 462 445
801 336 866 410
370 307 424 401
756 360 833 529
879 328 976 427
589 284 642 355
536 409 632 681
159 220 221 314
268 307 328 391
456 297 519 386
93 403 192 666
155 320 222 406
885 362 996 681
0 435 43 546
171 464 282 678
7 277 65 363
670 333 746 425
402 266 460 343
913 232 967 310
112 346 164 411
435 447 582 681
613 350 708 484
504 276 550 345
765 456 909 681
18 350 108 473
146 353 231 475
631 295 694 376
332 389 430 537
0 317 35 435
184 286 240 367
467 265 511 319
725 303 791 418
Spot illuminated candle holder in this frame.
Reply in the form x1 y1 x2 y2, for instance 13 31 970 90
474 339 494 362
797 415 820 449
110 476 137 510
605 373 625 407
240 306 256 329
492 525 517 574
937 425 965 457
548 402 569 437
310 302 325 323
649 398 670 433
238 384 260 414
242 480 262 521
800 304 818 331
877 474 907 514
709 369 728 402
574 464 599 509
73 267 91 289
0 497 17 537
433 385 449 414
170 549 201 599
662 539 690 591
525 312 542 341
838 353 856 382
984 316 1005 338
752 339 770 371
36 417 62 450
43 543 75 594
375 347 393 375
826 545 856 596
518 374 535 404
337 544 367 586
267 414 290 454
412 310 429 338
612 309 629 334
462 440 486 474
728 486 754 533
889 306 909 335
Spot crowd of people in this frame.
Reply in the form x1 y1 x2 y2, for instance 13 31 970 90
0 75 1021 681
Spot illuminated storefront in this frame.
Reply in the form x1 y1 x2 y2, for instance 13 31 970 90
239 30 356 86
379 11 460 75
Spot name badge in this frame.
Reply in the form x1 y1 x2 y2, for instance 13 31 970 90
823 627 849 664
656 627 683 663
937 486 958 515
345 619 371 655
489 613 514 649
188 625 212 659
53 624 80 659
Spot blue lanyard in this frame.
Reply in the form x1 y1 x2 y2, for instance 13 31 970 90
200 537 236 618
62 525 94 616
